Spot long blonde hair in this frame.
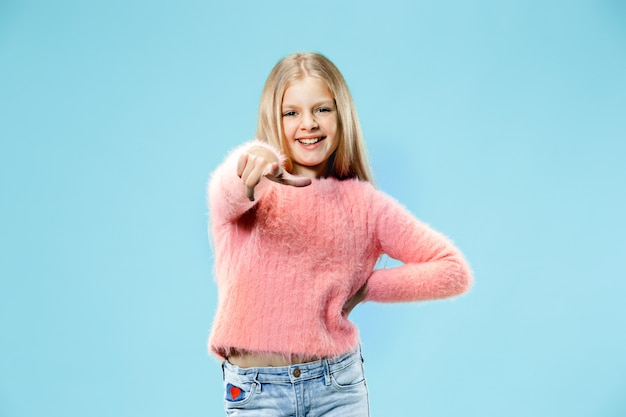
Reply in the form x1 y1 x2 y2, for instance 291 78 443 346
256 52 374 183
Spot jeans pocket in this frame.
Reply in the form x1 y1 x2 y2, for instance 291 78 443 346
330 358 366 390
223 378 258 408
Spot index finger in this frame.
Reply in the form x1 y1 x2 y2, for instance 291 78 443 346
278 176 312 188
267 170 312 188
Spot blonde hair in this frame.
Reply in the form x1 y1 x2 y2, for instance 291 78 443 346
255 52 374 183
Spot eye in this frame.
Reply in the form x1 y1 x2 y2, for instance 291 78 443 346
316 107 332 113
282 110 297 117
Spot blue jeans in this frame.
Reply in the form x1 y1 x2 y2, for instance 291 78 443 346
222 346 370 416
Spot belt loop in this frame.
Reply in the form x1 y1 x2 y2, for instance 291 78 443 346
323 359 331 386
253 370 262 393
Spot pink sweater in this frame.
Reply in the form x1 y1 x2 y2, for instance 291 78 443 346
207 142 472 360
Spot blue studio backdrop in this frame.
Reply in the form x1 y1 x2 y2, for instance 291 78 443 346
1 1 625 416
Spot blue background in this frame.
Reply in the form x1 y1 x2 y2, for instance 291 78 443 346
1 0 625 416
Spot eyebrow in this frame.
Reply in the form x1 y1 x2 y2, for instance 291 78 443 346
281 100 336 109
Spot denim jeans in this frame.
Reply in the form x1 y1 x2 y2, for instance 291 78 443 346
221 346 370 416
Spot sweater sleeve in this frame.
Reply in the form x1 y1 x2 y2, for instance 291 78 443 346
365 192 473 303
208 140 285 224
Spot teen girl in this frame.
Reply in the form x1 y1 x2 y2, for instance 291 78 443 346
207 52 472 416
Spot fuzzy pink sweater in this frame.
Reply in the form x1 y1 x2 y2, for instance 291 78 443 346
207 142 472 360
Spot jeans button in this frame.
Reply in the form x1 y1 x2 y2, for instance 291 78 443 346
293 368 301 377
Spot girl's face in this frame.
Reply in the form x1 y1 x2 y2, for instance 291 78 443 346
281 76 338 179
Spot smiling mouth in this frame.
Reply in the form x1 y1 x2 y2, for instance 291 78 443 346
296 137 324 145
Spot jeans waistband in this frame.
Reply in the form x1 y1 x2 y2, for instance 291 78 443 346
222 346 363 384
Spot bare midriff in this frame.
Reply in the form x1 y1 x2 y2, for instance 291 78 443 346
227 351 323 368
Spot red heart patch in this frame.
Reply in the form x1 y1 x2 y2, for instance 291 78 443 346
230 385 242 399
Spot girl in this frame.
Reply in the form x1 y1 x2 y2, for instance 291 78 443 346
207 52 472 416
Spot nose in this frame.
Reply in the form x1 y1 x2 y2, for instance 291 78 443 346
300 111 318 130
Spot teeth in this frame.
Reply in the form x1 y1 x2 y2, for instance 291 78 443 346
298 138 322 145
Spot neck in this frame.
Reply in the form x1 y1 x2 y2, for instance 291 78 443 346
292 162 328 179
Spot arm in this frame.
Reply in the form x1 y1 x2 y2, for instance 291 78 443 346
365 193 472 303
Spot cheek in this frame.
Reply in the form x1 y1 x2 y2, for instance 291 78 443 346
324 117 338 136
282 120 297 139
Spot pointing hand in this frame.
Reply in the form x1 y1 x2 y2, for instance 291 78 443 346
237 146 312 201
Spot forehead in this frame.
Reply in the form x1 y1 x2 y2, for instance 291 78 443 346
283 76 333 101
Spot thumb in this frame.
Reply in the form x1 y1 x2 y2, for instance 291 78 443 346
264 162 281 179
